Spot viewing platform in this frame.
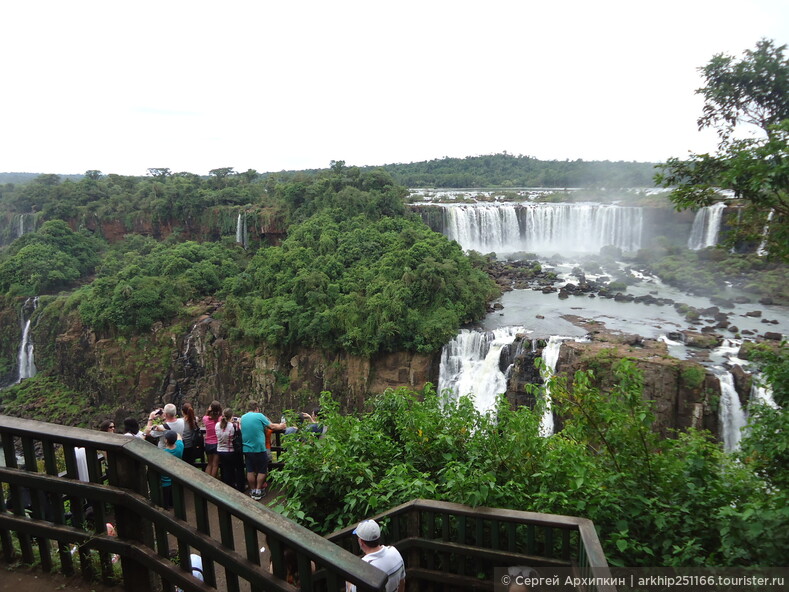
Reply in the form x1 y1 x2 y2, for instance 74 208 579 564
0 415 614 591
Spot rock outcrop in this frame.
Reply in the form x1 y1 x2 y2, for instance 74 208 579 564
41 299 439 421
503 324 720 439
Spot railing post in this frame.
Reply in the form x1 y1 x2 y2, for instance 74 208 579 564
110 450 155 591
406 506 420 580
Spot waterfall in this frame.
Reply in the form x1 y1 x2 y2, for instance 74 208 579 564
537 336 569 436
438 327 527 413
15 213 33 238
235 213 247 248
756 209 774 257
687 203 725 250
718 372 746 453
17 297 39 382
437 203 643 254
750 378 778 409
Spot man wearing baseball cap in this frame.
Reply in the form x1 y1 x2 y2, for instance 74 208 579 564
347 519 405 592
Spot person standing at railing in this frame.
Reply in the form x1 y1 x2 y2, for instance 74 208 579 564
346 519 405 592
240 400 286 501
98 419 115 432
216 408 240 489
202 400 222 478
161 430 184 510
144 404 184 449
181 402 201 467
122 417 145 439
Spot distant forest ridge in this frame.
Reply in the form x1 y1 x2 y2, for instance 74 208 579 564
0 153 659 188
371 153 659 188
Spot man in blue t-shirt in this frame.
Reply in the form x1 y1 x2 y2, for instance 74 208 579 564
240 401 286 500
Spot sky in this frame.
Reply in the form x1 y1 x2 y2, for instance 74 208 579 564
1 0 788 177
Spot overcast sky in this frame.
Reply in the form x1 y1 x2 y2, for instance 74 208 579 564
1 1 787 177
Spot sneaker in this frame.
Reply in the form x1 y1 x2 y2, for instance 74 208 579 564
258 488 267 499
251 489 262 501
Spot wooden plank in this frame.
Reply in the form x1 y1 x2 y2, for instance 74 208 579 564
1 432 17 468
406 567 492 592
0 486 15 562
218 507 239 592
396 537 572 568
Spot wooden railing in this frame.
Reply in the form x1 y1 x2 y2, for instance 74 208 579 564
328 499 616 592
0 415 387 592
0 415 614 592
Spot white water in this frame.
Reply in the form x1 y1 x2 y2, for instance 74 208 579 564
17 297 38 382
718 372 747 453
756 209 774 257
537 336 567 436
438 203 644 254
16 213 33 238
438 327 527 413
687 203 726 250
236 213 247 248
750 380 778 409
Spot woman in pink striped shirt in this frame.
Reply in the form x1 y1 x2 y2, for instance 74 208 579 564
202 400 222 478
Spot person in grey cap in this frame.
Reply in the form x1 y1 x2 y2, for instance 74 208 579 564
346 519 405 592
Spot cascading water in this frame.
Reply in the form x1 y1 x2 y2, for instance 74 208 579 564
235 213 247 248
537 336 569 436
687 202 726 250
750 379 777 409
756 209 774 257
17 297 38 382
438 327 527 413
15 213 34 238
437 203 643 254
718 372 747 453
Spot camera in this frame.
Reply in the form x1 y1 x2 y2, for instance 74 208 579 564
155 409 163 416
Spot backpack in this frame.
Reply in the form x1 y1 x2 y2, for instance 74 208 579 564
232 422 243 453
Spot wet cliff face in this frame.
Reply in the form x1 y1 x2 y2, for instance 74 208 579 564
38 299 439 422
75 207 287 246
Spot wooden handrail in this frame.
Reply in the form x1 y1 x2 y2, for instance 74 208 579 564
0 415 615 592
0 415 386 592
328 498 616 592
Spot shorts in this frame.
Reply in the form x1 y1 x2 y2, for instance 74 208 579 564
204 443 218 455
245 451 269 474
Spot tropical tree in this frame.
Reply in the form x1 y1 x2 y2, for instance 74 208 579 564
656 39 789 260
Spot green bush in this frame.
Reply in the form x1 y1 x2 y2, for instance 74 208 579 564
225 213 498 355
271 360 787 567
77 239 243 334
0 220 103 296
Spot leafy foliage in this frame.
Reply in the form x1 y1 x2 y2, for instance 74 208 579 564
656 39 789 261
696 39 789 141
225 168 498 355
272 360 787 567
0 375 108 428
0 168 272 227
632 241 789 304
370 153 657 188
77 239 243 334
0 220 103 295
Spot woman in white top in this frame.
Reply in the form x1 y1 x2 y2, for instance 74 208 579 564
216 408 239 489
